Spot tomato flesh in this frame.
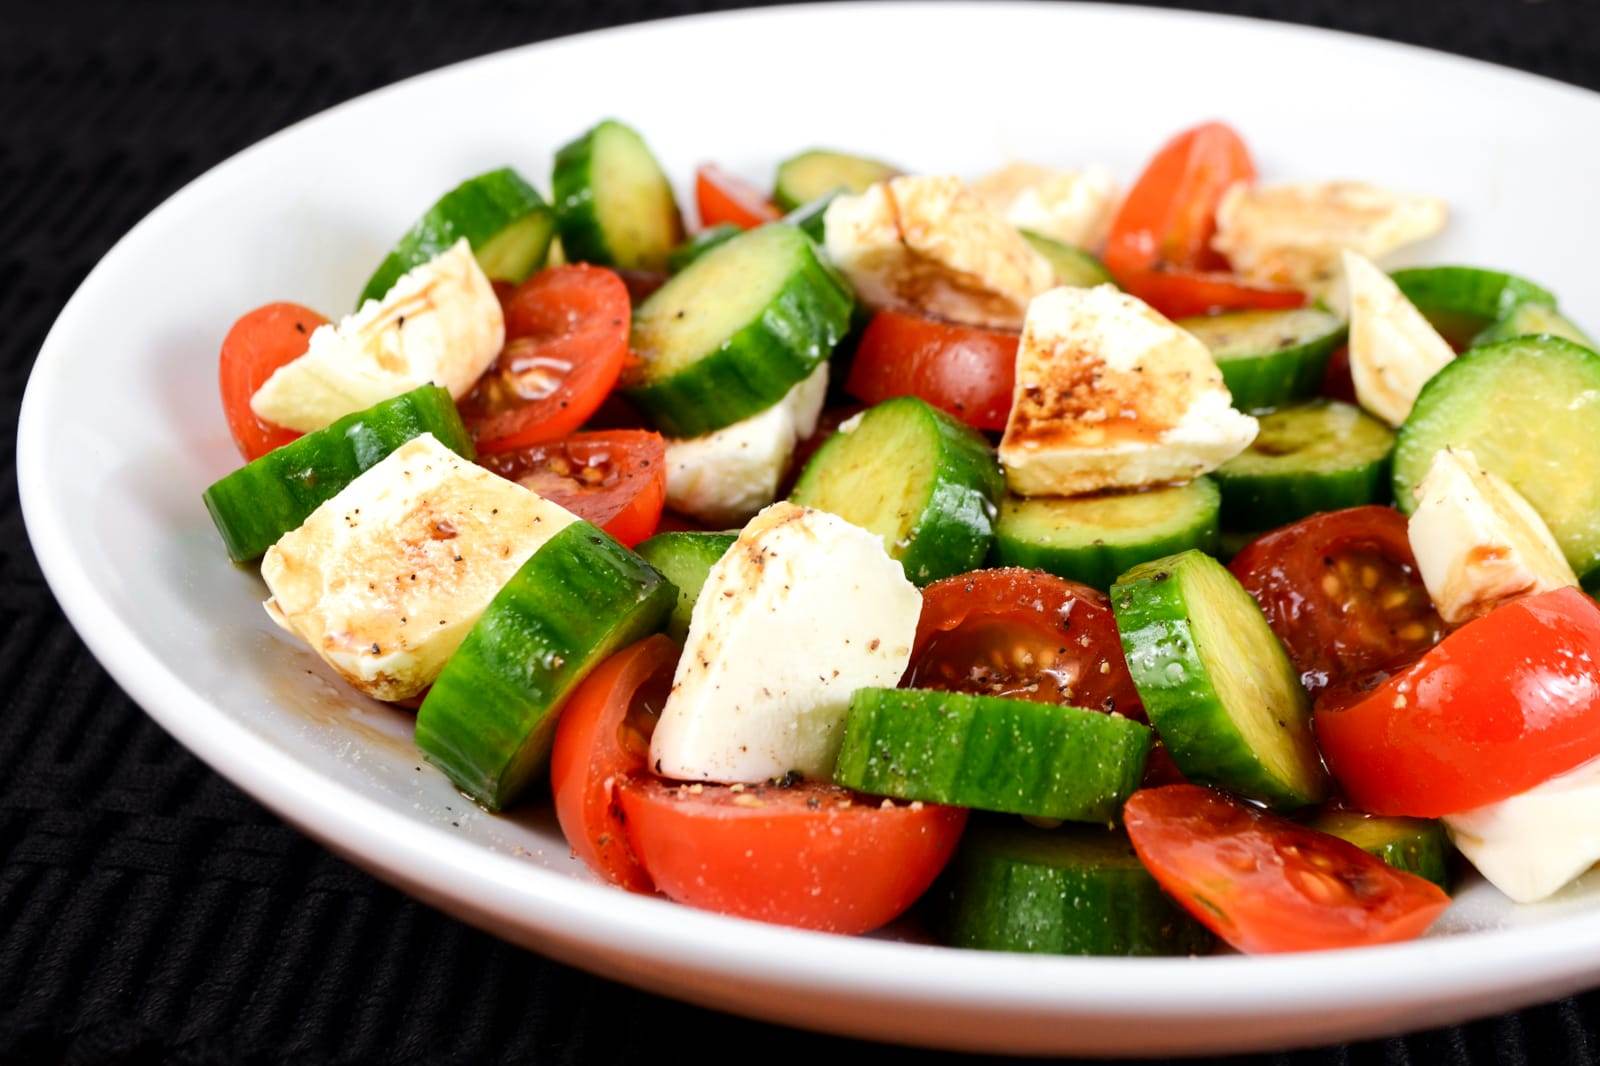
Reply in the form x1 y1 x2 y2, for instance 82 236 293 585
1124 785 1450 953
695 164 780 230
478 430 666 547
219 302 328 461
845 310 1019 431
616 777 965 933
1229 507 1444 694
1315 587 1600 817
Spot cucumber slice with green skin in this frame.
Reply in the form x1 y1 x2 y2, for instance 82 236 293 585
1471 301 1596 350
414 522 676 811
202 385 472 563
991 479 1220 590
1112 551 1327 810
552 119 684 272
1020 230 1116 289
1393 336 1600 581
1309 811 1454 891
942 821 1215 956
789 397 1004 585
772 149 898 212
1213 401 1394 531
1180 308 1345 413
356 168 556 307
1390 266 1557 347
666 224 742 274
834 687 1151 822
634 531 737 641
626 223 854 437
1216 529 1256 562
782 192 837 244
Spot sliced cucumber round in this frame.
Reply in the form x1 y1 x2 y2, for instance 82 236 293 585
1213 400 1394 531
202 385 472 563
626 223 854 437
1020 230 1115 289
789 397 1004 585
1393 336 1600 582
552 119 684 272
666 223 741 274
1111 550 1327 810
415 522 676 811
1390 265 1557 347
992 479 1220 590
772 149 897 212
1310 811 1453 892
835 687 1151 822
942 821 1215 956
1180 308 1345 413
634 531 737 642
357 168 555 307
1471 301 1595 350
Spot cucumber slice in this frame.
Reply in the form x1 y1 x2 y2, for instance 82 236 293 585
772 149 897 212
1180 308 1345 413
552 119 684 272
789 397 1004 585
1213 400 1394 531
626 223 854 437
1111 550 1327 809
782 192 837 244
834 687 1151 822
1310 811 1454 891
1393 336 1600 581
1216 529 1256 562
666 223 741 274
1471 301 1595 350
1390 265 1557 347
992 479 1220 590
356 168 555 307
202 385 472 563
1020 230 1116 289
634 531 737 641
942 821 1215 956
415 522 675 810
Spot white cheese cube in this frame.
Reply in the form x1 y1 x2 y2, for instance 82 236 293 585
969 162 1120 249
1445 757 1600 903
1344 250 1456 428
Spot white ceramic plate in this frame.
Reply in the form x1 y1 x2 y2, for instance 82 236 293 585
19 2 1600 1055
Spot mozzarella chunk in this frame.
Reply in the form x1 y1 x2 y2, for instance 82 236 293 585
1213 181 1447 293
824 175 1055 330
1407 448 1577 624
663 364 829 526
1344 250 1455 428
998 285 1257 497
1445 757 1600 903
649 502 921 783
261 434 576 701
251 240 503 433
969 162 1120 249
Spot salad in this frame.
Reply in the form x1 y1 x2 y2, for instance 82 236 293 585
202 118 1600 956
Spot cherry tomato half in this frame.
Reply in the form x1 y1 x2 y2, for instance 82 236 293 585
1315 587 1600 817
845 309 1019 431
695 164 780 230
1124 785 1450 953
479 430 666 547
218 301 328 461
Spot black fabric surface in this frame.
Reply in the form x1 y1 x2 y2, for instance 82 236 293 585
4 1 1600 1062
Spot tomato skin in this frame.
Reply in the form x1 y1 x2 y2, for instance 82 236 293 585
1321 343 1356 404
1229 507 1444 694
617 777 966 933
459 265 631 454
845 310 1018 431
478 430 666 547
1125 785 1450 954
1315 587 1600 818
219 302 328 461
549 636 677 893
695 164 780 230
1115 267 1304 320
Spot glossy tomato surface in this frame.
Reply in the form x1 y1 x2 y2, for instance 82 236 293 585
218 301 328 460
845 309 1019 431
479 430 666 547
695 164 780 230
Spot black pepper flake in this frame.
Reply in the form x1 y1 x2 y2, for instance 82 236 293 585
370 643 381 654
294 321 306 333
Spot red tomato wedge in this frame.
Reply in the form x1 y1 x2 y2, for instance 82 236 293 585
478 430 666 547
459 265 631 454
1229 507 1444 694
695 164 780 230
549 635 677 893
904 568 1143 719
1124 785 1450 954
1315 587 1600 818
219 302 328 461
845 310 1019 431
616 777 966 933
1113 267 1304 320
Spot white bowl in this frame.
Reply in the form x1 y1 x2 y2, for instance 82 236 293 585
19 2 1600 1055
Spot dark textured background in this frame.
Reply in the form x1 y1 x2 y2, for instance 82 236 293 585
4 1 1600 1062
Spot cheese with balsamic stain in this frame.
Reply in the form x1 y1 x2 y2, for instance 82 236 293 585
1344 250 1455 427
969 162 1120 249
